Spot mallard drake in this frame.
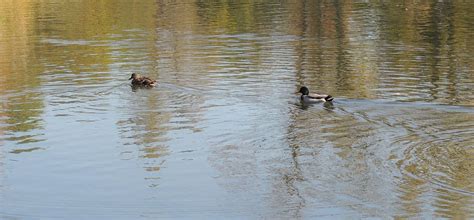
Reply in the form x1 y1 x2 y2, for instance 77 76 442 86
298 86 333 103
129 73 157 87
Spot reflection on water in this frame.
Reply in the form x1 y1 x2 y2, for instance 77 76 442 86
1 0 473 219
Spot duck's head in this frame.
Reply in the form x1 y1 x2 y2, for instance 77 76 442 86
129 73 138 80
298 86 309 95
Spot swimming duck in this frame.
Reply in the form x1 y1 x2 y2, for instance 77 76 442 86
298 86 333 103
129 73 157 87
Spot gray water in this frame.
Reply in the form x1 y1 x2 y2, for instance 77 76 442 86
1 1 473 219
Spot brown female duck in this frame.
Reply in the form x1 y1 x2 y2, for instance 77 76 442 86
129 73 157 87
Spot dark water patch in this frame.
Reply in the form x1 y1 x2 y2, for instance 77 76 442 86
9 147 44 154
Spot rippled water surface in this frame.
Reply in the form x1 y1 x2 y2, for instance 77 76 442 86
1 1 473 219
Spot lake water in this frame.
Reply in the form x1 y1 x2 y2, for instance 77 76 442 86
1 1 473 219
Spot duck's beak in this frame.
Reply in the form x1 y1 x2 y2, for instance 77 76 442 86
128 76 133 80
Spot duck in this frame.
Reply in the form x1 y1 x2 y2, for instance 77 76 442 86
129 73 157 87
298 86 333 103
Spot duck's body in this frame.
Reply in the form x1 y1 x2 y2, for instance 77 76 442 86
298 86 333 103
129 73 157 87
